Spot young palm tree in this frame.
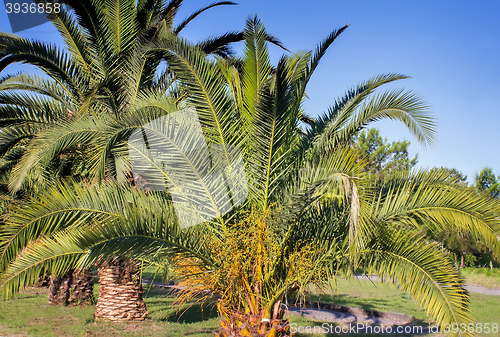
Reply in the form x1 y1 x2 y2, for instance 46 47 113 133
2 16 499 336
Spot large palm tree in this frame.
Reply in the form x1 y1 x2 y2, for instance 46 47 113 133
0 0 255 313
2 15 499 336
0 0 250 189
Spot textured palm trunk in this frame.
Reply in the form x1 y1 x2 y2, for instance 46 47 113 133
94 258 148 321
47 268 94 305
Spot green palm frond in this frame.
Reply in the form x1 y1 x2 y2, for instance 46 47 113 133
332 88 436 149
241 16 272 124
0 33 85 100
283 25 349 137
306 74 408 142
248 57 293 209
1 243 86 299
57 0 107 51
0 125 38 157
0 92 67 126
0 180 171 272
0 73 76 105
153 0 182 35
0 180 216 299
136 0 165 30
306 25 349 83
278 147 369 257
0 181 119 273
173 1 237 35
7 117 103 191
104 0 138 57
304 73 427 158
91 100 178 179
369 170 500 259
364 228 473 332
152 36 243 174
47 2 95 72
196 31 286 58
196 32 239 58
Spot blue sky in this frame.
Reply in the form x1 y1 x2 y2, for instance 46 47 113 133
1 0 499 182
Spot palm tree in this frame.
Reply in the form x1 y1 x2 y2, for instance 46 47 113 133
2 16 499 336
0 0 249 188
0 0 253 313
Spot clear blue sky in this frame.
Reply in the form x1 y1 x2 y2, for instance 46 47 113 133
1 0 499 183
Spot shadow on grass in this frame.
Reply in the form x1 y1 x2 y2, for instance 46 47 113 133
144 287 218 324
164 302 218 323
308 294 393 311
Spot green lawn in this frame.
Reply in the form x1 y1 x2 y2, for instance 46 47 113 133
0 286 219 337
461 267 500 289
0 278 499 337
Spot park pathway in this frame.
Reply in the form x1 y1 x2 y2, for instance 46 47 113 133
143 275 500 296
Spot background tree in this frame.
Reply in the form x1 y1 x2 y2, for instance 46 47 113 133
354 127 417 177
476 167 500 199
423 167 499 268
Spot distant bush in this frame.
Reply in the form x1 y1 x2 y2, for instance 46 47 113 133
465 253 478 267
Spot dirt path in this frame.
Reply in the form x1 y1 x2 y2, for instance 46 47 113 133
464 284 500 296
286 306 435 335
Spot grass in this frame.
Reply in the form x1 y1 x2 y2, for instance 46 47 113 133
461 267 500 289
0 278 499 336
0 286 219 337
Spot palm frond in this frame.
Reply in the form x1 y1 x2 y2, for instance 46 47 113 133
173 1 237 35
333 88 436 148
241 16 272 124
104 0 138 57
369 170 500 259
247 57 293 209
0 73 76 105
0 33 85 101
364 228 473 332
304 74 435 159
46 2 96 73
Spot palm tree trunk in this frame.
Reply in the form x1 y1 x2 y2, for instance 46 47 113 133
48 268 94 305
94 258 148 321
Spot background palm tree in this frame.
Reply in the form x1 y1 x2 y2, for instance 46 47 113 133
2 16 499 337
0 0 251 189
0 0 258 314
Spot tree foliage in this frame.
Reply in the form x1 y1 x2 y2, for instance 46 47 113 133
476 167 500 199
355 127 418 176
